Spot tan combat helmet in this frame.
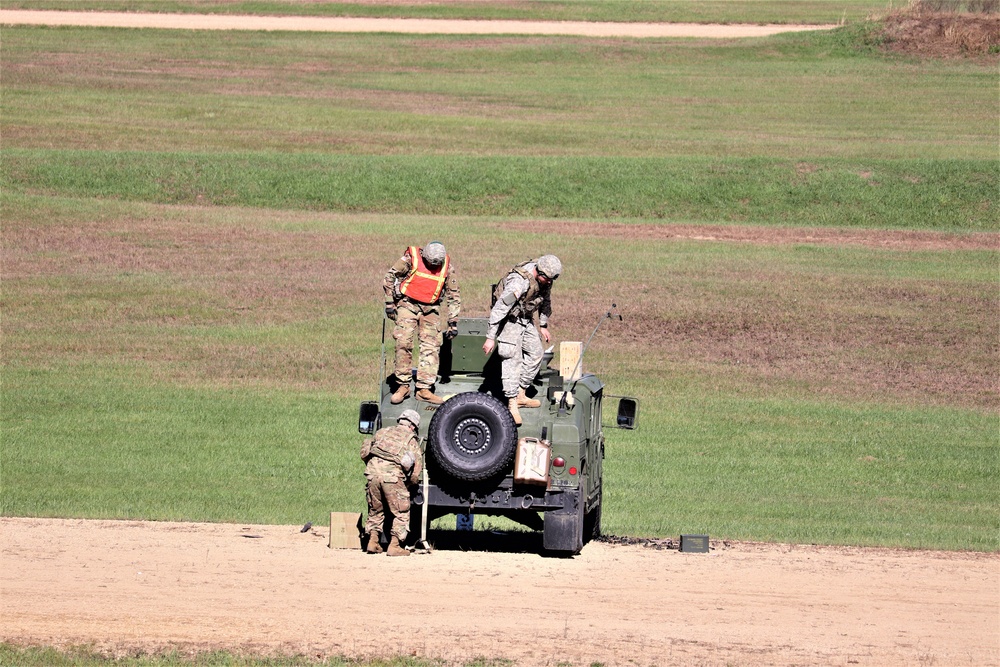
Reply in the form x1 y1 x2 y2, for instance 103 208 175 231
398 409 421 429
536 254 562 280
422 242 447 267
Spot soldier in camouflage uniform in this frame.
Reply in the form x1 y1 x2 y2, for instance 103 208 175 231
383 242 461 405
360 409 423 557
483 255 562 426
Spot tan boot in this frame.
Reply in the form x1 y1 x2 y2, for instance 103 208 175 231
390 384 410 404
387 536 410 557
415 388 443 405
508 397 522 426
365 534 383 554
516 388 541 408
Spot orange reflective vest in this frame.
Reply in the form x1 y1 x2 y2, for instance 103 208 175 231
399 246 450 304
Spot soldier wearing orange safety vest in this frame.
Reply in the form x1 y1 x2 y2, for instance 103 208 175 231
383 242 461 405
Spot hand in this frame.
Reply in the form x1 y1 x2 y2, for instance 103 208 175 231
539 326 551 344
385 304 397 321
483 338 495 356
444 321 458 340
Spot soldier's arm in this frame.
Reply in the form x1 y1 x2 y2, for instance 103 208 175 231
538 289 552 328
383 254 412 304
407 438 423 485
444 265 461 322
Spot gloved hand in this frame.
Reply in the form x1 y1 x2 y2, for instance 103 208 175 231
400 452 415 471
444 320 458 340
385 304 397 321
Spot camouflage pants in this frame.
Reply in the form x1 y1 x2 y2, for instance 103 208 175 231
496 318 544 398
365 474 411 542
393 299 442 389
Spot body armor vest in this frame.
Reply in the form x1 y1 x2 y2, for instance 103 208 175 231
399 246 450 304
369 424 416 465
493 261 547 320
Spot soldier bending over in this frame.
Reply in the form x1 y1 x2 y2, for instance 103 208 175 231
361 409 423 557
483 255 562 425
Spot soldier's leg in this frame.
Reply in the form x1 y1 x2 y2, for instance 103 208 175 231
364 480 385 553
496 322 527 425
392 304 420 385
519 324 545 389
415 307 442 390
385 480 412 556
496 322 526 399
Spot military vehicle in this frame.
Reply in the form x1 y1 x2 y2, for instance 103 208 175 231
359 314 638 555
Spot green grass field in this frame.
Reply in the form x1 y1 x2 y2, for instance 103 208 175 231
1 10 997 555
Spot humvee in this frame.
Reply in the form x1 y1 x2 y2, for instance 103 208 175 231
359 316 638 555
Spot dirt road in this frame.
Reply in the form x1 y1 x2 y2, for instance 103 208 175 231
2 517 997 666
0 10 834 38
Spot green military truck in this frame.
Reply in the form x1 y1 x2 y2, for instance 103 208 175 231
359 317 638 555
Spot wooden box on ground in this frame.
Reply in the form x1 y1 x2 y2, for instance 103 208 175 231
329 512 363 549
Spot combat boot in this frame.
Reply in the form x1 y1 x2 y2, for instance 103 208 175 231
508 398 522 426
516 388 541 408
365 534 383 554
390 383 410 404
415 388 444 405
387 536 410 557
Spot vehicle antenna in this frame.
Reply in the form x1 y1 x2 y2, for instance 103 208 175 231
378 316 387 401
559 303 623 414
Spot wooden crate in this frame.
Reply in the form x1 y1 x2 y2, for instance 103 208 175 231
328 512 363 550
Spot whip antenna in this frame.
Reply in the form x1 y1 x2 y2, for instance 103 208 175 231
559 303 623 414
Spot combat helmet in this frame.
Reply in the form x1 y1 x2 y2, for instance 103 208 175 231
536 254 562 280
398 409 421 429
421 242 447 267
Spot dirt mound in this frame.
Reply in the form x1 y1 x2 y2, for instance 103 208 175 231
881 9 1000 56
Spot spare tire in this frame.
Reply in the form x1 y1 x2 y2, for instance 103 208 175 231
428 392 518 481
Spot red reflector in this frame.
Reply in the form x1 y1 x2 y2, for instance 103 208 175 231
552 457 565 468
569 466 578 475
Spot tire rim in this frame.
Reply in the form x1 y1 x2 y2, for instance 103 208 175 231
452 417 492 455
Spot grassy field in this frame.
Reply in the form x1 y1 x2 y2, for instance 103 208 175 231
1 13 998 554
1 0 894 24
3 195 996 549
3 25 996 229
2 26 994 162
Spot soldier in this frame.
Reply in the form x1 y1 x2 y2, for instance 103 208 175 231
383 242 461 405
482 255 562 426
360 409 423 557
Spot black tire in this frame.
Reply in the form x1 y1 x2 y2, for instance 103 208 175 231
427 392 518 482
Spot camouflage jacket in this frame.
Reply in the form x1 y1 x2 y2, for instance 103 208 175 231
361 424 423 485
487 261 552 339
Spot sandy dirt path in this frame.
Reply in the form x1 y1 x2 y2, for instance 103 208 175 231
2 517 997 666
0 10 835 37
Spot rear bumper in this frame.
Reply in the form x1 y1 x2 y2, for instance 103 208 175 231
415 476 576 513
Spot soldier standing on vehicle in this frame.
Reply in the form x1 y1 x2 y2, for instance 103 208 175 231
383 242 461 405
482 255 562 426
360 409 423 557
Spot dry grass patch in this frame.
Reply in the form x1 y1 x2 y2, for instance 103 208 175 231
511 220 1000 251
880 3 1000 56
5 202 997 407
